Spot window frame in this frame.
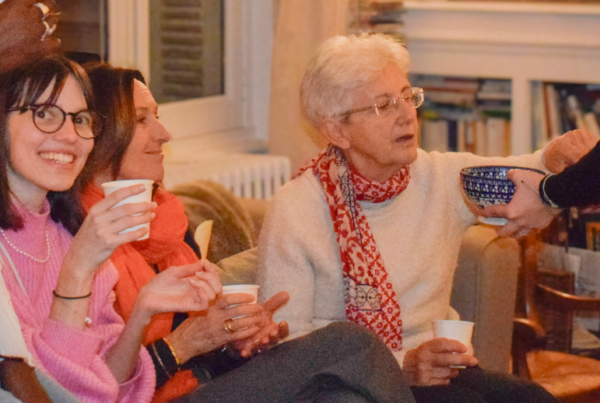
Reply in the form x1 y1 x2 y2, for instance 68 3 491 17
107 0 257 142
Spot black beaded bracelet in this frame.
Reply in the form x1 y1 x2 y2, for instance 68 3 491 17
52 290 92 300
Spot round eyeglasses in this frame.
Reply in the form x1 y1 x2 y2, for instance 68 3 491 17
6 104 101 139
339 87 425 118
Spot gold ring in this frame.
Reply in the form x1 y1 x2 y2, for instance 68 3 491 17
34 3 50 20
224 319 236 334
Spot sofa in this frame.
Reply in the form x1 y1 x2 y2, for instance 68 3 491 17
172 181 521 374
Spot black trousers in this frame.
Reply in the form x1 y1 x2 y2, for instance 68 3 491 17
411 366 558 403
172 322 415 403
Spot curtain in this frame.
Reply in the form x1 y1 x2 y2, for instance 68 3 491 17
268 0 348 173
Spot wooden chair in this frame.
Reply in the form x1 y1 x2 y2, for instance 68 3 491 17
512 233 600 402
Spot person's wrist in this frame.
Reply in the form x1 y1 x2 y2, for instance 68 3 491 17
61 249 101 277
538 174 560 209
129 292 155 328
54 265 94 297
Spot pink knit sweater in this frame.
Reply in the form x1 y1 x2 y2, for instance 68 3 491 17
0 201 155 403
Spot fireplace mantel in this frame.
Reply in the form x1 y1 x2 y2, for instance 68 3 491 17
404 1 600 154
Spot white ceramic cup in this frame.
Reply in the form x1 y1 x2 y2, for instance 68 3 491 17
433 320 474 368
221 284 259 304
101 179 154 240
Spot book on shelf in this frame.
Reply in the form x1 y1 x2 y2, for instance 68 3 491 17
474 120 487 156
531 82 549 150
347 0 405 40
419 117 510 156
412 74 511 156
533 82 600 150
587 222 600 252
486 117 510 157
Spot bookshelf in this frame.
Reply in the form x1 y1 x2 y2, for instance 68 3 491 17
412 74 512 156
404 1 600 155
532 81 600 150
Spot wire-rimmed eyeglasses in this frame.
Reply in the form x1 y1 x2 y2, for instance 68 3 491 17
5 104 101 139
339 87 425 118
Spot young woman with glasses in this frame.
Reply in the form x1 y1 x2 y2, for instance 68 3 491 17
0 55 221 403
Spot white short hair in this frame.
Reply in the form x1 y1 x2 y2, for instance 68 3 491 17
300 33 410 145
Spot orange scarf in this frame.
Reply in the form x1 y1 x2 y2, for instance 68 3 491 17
82 185 200 403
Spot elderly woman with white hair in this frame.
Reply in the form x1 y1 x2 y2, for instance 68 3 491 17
256 34 586 403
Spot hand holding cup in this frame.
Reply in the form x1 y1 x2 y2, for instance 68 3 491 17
63 182 156 279
433 320 474 369
102 179 154 240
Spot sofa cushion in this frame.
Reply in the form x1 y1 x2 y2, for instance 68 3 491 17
217 248 259 286
171 180 257 263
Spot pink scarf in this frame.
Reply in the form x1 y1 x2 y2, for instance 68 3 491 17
302 145 410 351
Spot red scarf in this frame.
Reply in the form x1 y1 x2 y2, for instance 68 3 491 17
302 145 410 351
81 185 200 403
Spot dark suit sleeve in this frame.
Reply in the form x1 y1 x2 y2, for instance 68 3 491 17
544 140 600 208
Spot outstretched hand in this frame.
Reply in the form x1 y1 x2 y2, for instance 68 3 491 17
403 338 478 386
230 291 290 358
165 289 286 364
478 169 560 238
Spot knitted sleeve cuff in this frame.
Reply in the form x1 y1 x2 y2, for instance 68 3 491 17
40 318 103 366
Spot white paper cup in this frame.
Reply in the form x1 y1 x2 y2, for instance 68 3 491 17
101 179 154 240
433 320 474 368
222 284 259 304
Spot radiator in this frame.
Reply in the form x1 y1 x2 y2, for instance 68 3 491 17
163 153 292 200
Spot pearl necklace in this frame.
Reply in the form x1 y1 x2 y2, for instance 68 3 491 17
0 228 51 263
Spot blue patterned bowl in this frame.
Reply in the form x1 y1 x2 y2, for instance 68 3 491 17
460 166 546 224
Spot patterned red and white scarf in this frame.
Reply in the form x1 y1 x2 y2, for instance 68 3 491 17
302 145 410 351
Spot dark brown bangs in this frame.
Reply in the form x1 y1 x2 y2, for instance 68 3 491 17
4 55 95 113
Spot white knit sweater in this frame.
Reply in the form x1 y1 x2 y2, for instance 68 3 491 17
0 248 33 365
257 149 544 367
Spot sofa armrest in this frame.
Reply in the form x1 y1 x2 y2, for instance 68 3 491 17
452 225 520 373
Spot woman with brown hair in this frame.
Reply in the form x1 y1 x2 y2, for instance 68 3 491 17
77 63 281 402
